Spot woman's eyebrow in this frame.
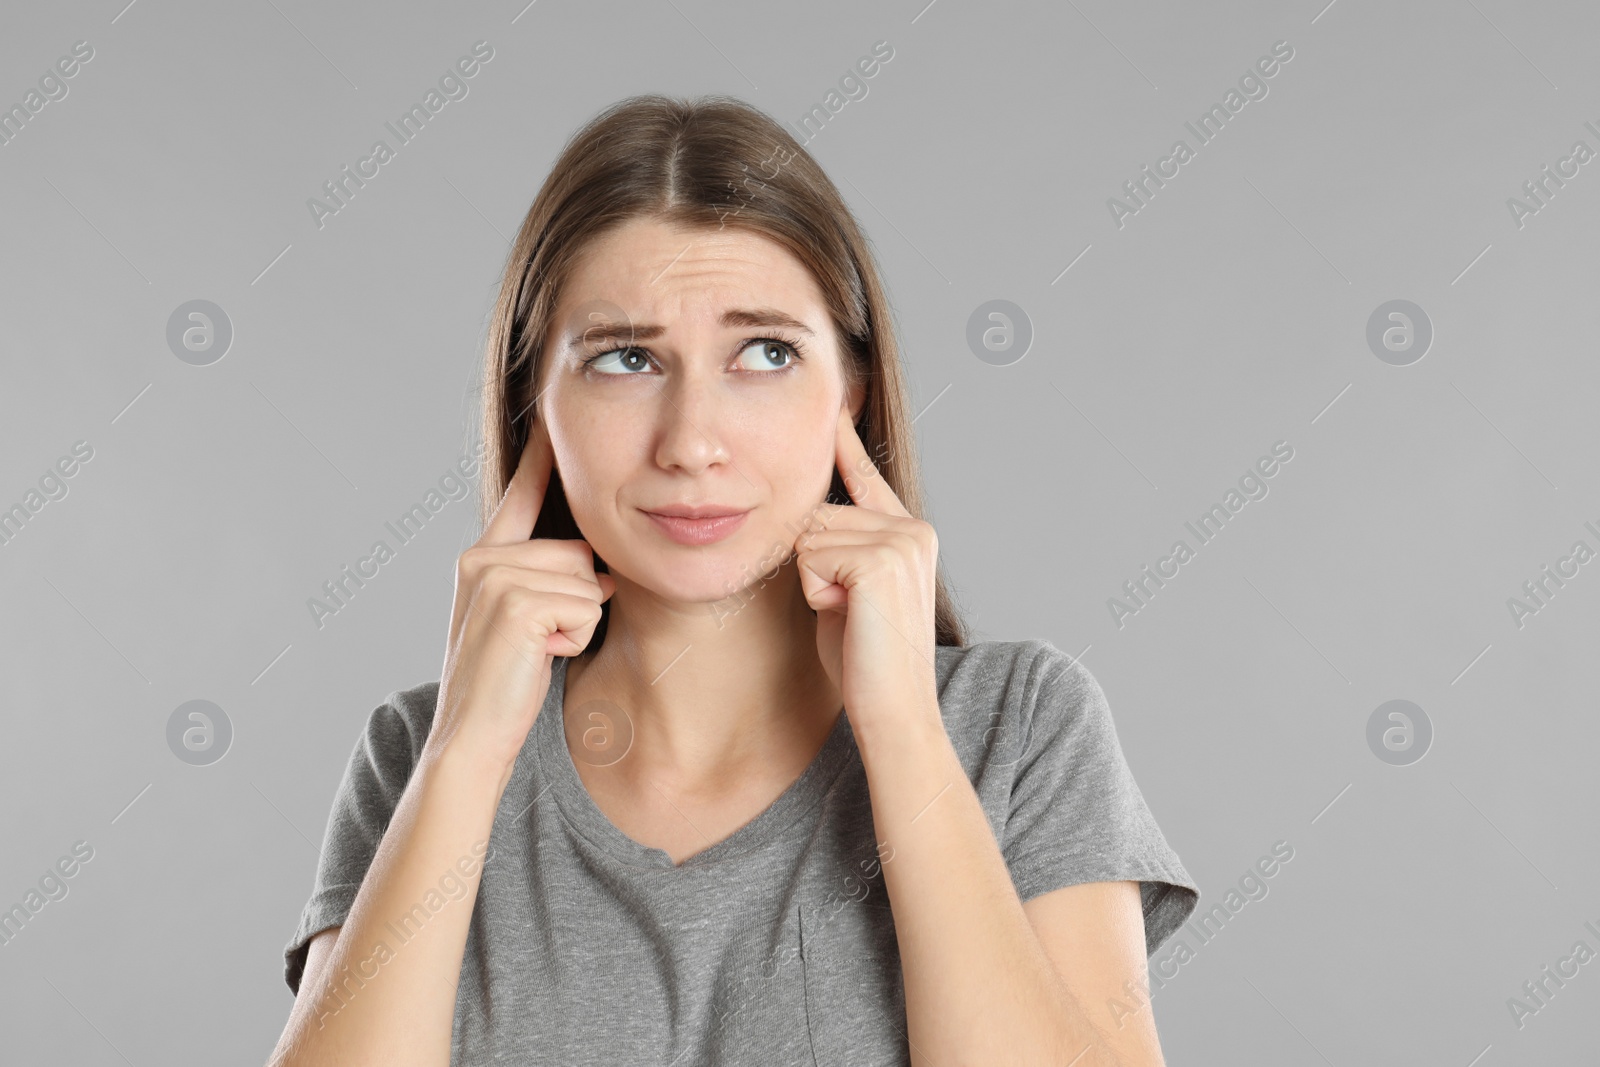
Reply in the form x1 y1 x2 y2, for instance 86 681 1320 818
565 307 814 350
720 307 815 334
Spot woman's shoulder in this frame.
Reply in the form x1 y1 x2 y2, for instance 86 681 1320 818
384 678 442 720
935 637 1094 699
346 679 441 771
933 638 1099 747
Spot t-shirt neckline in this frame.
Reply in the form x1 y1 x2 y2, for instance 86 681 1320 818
534 655 857 870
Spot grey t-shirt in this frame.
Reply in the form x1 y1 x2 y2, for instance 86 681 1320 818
283 638 1199 1065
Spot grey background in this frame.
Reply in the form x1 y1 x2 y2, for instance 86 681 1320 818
2 0 1596 1063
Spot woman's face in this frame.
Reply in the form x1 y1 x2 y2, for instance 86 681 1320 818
537 216 864 606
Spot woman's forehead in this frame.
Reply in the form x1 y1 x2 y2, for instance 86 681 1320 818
548 224 831 350
564 219 821 302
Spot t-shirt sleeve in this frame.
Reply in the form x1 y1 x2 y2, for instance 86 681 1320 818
281 692 426 996
1000 641 1199 957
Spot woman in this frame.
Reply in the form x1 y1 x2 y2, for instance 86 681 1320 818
270 94 1198 1067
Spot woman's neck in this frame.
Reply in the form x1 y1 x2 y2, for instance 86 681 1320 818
563 569 843 794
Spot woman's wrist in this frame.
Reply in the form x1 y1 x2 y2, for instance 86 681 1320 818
420 722 524 803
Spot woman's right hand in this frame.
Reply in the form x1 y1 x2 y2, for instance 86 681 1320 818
427 423 615 775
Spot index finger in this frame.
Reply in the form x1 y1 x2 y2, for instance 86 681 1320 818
835 406 910 517
482 423 553 546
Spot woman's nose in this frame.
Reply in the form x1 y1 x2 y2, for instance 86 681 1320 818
651 372 732 474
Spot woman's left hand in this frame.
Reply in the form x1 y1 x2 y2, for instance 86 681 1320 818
795 406 943 738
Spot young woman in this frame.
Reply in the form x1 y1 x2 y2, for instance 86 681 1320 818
269 94 1198 1067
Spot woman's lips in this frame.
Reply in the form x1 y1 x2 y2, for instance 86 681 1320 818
641 509 750 546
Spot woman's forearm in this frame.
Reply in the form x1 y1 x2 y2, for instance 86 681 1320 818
855 709 1124 1067
267 740 511 1067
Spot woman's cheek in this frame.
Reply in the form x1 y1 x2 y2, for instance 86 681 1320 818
547 459 605 546
752 405 830 470
568 484 615 547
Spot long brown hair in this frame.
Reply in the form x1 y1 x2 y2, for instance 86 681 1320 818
476 93 967 648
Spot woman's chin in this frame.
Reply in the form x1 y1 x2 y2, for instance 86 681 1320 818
622 554 789 611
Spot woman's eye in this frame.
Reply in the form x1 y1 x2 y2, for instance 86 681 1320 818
584 339 801 377
735 339 797 373
586 348 653 375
